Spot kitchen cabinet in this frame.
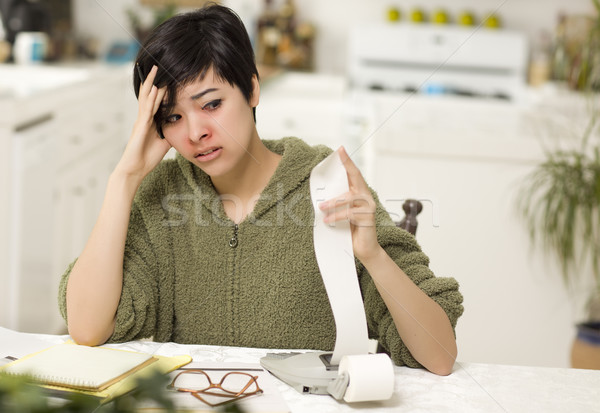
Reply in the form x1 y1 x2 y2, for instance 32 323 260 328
257 72 349 149
51 143 124 298
7 111 58 335
357 88 592 368
257 70 593 368
0 64 134 334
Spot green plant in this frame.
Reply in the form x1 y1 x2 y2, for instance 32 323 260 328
0 371 248 413
0 371 175 413
519 127 600 292
519 2 600 313
578 0 600 90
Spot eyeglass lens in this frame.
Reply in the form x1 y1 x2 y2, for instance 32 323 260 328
173 371 260 395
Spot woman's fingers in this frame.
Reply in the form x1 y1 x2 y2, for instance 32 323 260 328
322 204 375 226
319 192 372 212
319 192 375 224
317 147 381 261
338 146 370 193
318 147 377 229
139 65 158 94
153 86 167 115
138 66 159 107
319 191 352 211
136 66 167 125
115 65 171 178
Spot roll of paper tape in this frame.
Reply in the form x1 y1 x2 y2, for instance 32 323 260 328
309 150 370 363
339 353 395 402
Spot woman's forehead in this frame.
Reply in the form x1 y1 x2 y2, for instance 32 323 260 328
165 68 230 104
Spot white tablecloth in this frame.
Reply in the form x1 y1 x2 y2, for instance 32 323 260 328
1 327 599 412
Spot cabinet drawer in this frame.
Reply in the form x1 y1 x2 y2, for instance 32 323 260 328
56 102 125 168
257 97 344 146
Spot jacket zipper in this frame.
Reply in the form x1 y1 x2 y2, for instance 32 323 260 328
229 224 239 248
229 223 239 344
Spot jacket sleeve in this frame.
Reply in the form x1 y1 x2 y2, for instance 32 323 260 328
57 199 162 343
358 198 464 367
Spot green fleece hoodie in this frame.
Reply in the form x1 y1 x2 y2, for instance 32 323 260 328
58 137 463 367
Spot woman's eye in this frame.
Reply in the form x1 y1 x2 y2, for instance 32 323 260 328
165 114 181 124
202 99 222 111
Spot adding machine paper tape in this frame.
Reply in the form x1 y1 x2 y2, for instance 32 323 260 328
260 149 395 403
339 354 395 402
309 149 370 364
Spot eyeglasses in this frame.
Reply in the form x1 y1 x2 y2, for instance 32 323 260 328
167 369 263 407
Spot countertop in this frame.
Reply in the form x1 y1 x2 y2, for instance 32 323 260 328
1 327 599 413
0 62 132 98
0 62 133 128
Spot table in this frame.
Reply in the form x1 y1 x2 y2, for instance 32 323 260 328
1 327 599 412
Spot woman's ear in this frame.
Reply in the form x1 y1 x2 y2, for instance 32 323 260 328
250 74 260 108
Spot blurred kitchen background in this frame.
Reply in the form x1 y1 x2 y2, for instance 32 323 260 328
1 0 598 369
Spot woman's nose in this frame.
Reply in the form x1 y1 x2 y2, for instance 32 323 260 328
187 115 210 142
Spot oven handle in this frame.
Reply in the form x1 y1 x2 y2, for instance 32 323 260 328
14 113 54 133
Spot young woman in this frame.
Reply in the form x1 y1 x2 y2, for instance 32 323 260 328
59 4 463 376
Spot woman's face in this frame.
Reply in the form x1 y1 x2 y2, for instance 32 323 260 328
161 67 259 179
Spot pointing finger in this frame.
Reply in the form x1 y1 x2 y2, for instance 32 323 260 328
338 146 369 191
139 65 158 97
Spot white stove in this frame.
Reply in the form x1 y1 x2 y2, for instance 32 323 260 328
348 23 529 101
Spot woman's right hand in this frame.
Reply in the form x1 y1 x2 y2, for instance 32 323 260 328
66 65 172 346
116 65 171 182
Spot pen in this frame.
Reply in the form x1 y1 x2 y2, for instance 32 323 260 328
136 63 144 84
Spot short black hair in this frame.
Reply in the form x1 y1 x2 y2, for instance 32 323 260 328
133 4 259 137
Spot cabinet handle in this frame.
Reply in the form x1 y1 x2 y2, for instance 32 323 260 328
14 113 53 133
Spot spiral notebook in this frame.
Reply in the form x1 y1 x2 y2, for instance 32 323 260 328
2 343 157 391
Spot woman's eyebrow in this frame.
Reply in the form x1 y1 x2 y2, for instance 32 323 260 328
190 88 219 100
159 88 220 112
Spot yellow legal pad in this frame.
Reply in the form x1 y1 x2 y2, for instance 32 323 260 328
0 343 192 402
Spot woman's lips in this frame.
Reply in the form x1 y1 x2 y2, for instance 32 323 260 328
194 147 222 162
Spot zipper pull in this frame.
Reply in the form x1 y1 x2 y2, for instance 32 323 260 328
229 224 239 248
